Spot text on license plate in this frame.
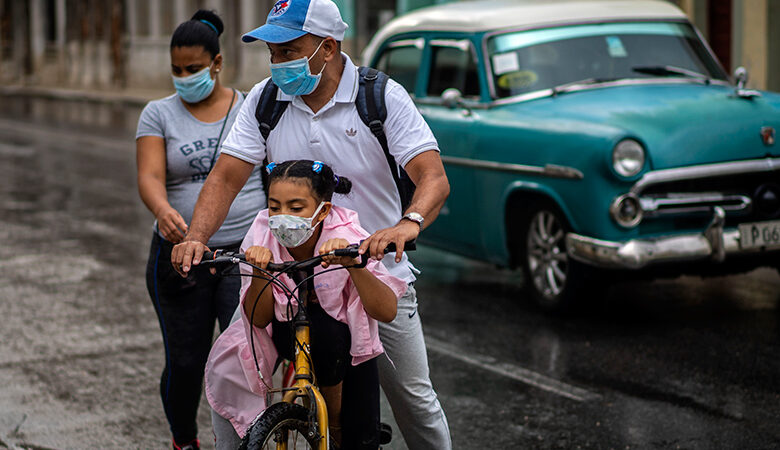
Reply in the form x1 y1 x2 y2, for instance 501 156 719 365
738 220 780 249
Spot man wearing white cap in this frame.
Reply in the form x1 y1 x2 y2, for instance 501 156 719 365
172 0 452 449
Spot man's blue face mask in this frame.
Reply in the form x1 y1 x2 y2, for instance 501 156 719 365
270 39 327 96
172 63 215 104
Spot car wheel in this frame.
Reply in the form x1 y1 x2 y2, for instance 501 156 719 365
519 204 594 312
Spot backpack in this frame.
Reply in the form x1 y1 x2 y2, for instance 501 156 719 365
254 66 416 210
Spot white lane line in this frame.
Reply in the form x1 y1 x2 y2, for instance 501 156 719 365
425 336 601 402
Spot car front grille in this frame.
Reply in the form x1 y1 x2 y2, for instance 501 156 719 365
640 171 780 224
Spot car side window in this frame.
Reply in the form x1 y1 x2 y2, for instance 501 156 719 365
427 40 480 98
375 40 424 94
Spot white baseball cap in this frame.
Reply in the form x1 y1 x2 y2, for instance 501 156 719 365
242 0 349 44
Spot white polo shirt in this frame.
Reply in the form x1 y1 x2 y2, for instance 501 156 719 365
220 53 439 282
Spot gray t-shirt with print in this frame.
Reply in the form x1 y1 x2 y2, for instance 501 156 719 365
136 92 266 247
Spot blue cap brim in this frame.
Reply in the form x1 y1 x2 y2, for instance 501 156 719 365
241 23 308 44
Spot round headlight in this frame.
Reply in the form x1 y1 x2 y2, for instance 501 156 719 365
612 139 645 178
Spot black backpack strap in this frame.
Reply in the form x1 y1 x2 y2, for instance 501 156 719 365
255 80 290 143
254 80 289 196
356 67 408 206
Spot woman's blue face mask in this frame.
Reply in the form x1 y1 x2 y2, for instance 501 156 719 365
172 63 215 103
270 40 327 96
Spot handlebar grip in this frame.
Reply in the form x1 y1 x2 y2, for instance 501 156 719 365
203 251 216 261
384 240 416 253
333 244 361 258
332 240 416 259
265 262 285 272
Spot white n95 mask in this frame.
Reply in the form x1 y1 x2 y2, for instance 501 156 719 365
268 202 326 248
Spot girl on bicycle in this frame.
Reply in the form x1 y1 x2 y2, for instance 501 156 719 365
206 160 407 449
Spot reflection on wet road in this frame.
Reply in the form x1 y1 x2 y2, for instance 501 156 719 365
0 96 779 449
414 245 780 448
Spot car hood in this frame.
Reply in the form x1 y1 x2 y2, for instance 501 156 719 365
509 83 780 169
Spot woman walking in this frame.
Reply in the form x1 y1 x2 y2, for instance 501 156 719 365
135 10 264 450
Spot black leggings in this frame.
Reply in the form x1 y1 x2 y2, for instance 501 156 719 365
271 303 381 449
145 233 241 444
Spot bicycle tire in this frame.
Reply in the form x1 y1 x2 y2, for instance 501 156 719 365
239 402 323 450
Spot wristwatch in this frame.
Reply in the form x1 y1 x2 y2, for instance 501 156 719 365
402 212 425 229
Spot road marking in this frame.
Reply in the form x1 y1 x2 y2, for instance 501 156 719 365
425 335 600 402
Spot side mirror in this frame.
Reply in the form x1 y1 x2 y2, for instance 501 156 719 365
441 88 464 109
734 66 748 89
732 66 761 99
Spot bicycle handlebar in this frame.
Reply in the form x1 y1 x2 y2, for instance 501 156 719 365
202 241 416 273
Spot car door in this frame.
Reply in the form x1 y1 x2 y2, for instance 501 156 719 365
415 37 481 253
374 35 481 253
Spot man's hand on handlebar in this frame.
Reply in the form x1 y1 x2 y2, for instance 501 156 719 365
359 220 420 263
171 239 210 277
245 246 275 272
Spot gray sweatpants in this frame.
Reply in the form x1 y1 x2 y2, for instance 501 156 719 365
211 284 452 449
212 408 242 450
377 284 452 450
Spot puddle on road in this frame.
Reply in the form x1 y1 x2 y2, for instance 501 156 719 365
0 95 143 139
0 141 36 157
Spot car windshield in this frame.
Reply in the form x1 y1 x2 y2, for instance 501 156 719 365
487 22 728 99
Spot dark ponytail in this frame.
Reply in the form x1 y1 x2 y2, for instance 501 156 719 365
170 10 224 58
333 174 353 196
267 160 352 202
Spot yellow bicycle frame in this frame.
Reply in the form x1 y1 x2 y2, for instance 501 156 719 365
278 322 329 450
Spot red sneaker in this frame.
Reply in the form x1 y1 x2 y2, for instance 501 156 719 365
172 438 200 450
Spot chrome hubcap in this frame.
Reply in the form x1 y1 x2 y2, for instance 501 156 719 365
526 210 568 299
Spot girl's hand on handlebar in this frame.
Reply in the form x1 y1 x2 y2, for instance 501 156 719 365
245 246 274 272
320 239 360 268
155 205 189 243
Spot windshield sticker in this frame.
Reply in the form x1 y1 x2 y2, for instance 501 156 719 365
492 52 520 75
606 36 627 58
497 70 538 90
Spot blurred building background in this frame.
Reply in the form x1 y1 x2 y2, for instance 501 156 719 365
0 0 778 95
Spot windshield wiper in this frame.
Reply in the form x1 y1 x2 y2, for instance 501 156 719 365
551 77 619 96
632 65 710 84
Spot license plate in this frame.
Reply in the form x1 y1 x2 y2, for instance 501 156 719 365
738 220 780 249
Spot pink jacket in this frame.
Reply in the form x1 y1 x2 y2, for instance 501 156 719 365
205 205 408 437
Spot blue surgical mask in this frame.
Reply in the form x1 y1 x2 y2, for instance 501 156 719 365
270 40 327 96
172 64 215 103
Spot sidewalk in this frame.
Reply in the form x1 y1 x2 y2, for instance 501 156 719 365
0 83 171 107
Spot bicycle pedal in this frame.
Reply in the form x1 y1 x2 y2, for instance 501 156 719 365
379 422 392 445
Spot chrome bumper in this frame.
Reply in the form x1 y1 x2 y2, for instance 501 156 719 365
567 207 778 269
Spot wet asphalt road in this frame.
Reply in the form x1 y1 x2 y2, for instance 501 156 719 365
0 96 779 449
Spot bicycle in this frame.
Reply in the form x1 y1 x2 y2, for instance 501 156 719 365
203 241 413 449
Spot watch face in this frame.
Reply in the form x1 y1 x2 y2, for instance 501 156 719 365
405 213 424 224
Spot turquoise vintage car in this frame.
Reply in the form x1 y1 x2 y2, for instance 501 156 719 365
363 0 780 310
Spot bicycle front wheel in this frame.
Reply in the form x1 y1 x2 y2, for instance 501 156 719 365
239 402 324 450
